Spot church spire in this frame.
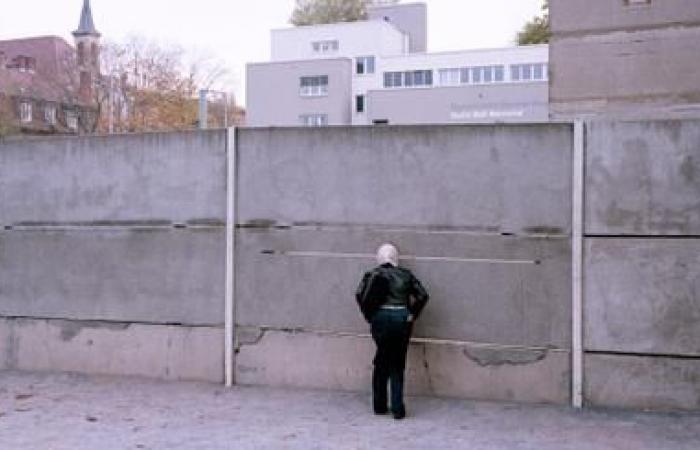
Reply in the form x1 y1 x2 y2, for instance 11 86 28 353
73 0 100 37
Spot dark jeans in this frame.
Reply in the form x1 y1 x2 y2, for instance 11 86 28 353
370 307 412 415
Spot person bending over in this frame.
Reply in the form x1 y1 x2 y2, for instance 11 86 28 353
355 243 429 419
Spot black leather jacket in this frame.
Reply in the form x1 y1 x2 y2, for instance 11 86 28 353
355 263 429 321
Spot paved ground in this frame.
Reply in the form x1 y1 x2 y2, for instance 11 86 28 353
0 371 698 450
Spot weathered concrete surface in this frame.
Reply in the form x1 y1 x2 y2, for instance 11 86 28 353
0 318 222 382
584 238 700 356
585 120 700 235
236 228 571 348
235 328 570 405
237 126 573 234
585 353 700 412
550 0 700 119
0 229 225 325
551 0 700 35
3 372 700 450
0 130 226 225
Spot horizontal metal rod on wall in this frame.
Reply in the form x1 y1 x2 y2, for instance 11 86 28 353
260 250 541 265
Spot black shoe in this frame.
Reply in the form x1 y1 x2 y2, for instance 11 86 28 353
374 407 388 415
392 408 406 420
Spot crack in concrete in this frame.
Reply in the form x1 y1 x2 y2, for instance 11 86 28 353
421 343 435 394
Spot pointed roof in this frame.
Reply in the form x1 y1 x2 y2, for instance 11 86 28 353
73 0 100 37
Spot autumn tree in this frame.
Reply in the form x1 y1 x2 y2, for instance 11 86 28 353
99 37 234 133
517 0 550 45
0 95 19 137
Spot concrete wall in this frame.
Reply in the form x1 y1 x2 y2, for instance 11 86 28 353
246 59 353 127
0 130 227 382
549 0 700 119
234 125 573 405
2 121 699 412
583 120 700 411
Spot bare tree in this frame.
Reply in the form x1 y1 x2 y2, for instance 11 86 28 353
98 37 234 133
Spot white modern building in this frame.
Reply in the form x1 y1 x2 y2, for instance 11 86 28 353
246 2 549 127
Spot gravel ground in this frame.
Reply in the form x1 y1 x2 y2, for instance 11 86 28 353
0 370 698 450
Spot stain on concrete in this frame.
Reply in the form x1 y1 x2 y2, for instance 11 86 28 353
680 155 696 183
602 201 643 230
58 320 131 342
463 347 548 367
523 226 565 236
236 327 266 346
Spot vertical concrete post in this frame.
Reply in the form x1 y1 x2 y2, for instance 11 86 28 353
225 127 237 387
572 120 585 408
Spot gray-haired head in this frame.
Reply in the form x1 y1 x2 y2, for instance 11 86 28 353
376 243 399 267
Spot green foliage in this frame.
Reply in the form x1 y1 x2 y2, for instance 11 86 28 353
290 0 370 26
517 0 551 45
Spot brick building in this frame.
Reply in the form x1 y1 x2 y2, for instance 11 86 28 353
0 0 101 135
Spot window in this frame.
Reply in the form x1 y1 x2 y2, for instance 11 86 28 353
511 65 520 82
20 102 32 123
483 66 493 83
472 67 481 84
438 68 460 86
384 71 403 88
509 64 547 82
460 67 470 84
300 75 329 97
533 63 544 80
355 95 365 113
356 56 375 75
311 40 339 54
65 111 78 130
300 114 328 127
494 66 504 82
44 105 56 125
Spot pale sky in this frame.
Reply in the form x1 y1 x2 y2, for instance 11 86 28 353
0 0 544 105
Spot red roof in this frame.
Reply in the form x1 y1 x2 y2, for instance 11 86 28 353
0 36 80 103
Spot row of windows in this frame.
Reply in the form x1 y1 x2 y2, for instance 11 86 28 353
386 63 547 88
311 40 338 54
18 102 78 129
383 70 433 88
300 114 328 127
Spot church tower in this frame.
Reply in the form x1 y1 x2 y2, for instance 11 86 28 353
72 0 101 102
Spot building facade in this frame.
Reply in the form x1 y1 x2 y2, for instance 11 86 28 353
0 0 101 136
549 0 700 119
246 2 549 127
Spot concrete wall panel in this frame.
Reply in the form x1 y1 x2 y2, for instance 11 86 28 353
236 328 570 404
584 239 700 356
0 130 226 225
0 318 223 382
551 0 700 35
585 120 700 235
236 228 571 348
237 126 573 234
0 229 224 325
585 353 700 411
